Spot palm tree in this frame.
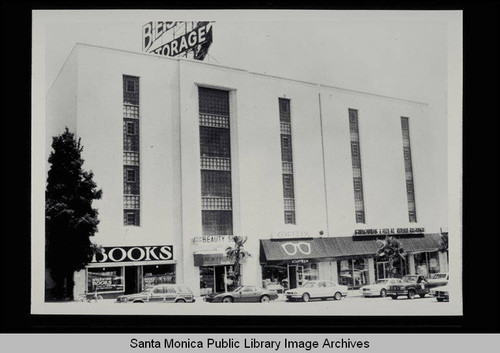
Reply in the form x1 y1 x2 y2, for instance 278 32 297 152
376 236 406 278
225 235 251 287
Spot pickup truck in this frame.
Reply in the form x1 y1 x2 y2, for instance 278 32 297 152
386 274 445 299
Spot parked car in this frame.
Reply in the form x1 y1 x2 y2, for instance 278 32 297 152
430 284 449 302
115 284 195 303
203 286 279 303
360 278 404 297
285 280 348 302
386 274 444 300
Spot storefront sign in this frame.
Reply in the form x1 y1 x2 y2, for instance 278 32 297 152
91 245 173 264
354 227 425 236
270 231 310 238
291 259 310 264
193 253 233 267
142 21 181 52
281 242 311 256
192 235 234 244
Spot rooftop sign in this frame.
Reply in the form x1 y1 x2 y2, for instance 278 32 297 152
142 21 213 60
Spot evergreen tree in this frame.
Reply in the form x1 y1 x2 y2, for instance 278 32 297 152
225 235 251 288
376 236 406 278
45 128 102 301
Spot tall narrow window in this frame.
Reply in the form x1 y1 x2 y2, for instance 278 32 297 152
123 75 140 226
401 117 417 222
279 98 296 224
199 87 233 235
348 109 365 223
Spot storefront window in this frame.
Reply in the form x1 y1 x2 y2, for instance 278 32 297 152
199 265 236 295
414 252 440 276
262 265 288 291
87 267 124 293
142 264 176 290
338 258 369 289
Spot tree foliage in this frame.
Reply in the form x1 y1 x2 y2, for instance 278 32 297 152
225 235 251 287
376 236 406 278
45 128 102 300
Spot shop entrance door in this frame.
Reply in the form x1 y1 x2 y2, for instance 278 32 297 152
288 265 304 289
214 266 226 293
376 261 388 280
125 266 140 294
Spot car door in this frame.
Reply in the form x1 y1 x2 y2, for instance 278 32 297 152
239 287 257 302
163 285 178 302
324 281 335 298
149 286 166 302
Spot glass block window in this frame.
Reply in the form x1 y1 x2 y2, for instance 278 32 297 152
199 87 233 236
279 97 296 224
201 197 232 210
200 157 231 171
124 152 139 166
124 195 140 209
202 210 233 235
401 117 417 223
348 109 365 223
201 170 232 197
123 75 140 226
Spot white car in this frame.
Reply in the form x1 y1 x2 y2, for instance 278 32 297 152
360 278 404 298
285 280 348 302
430 284 449 302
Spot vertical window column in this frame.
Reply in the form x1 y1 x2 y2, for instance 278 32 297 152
401 117 417 222
123 75 140 226
348 109 365 223
199 87 233 235
279 98 296 224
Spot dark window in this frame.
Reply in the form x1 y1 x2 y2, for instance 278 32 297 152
126 79 136 93
401 116 416 223
348 109 359 131
284 211 296 224
198 87 229 116
124 210 140 226
283 174 295 198
200 126 231 158
279 98 291 122
123 75 139 105
127 122 136 135
355 211 365 223
281 135 293 162
201 170 232 197
124 167 139 194
126 169 136 183
202 210 233 235
349 109 365 223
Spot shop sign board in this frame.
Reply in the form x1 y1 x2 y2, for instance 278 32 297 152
91 245 173 264
193 253 233 267
354 227 425 236
270 230 310 238
192 235 234 244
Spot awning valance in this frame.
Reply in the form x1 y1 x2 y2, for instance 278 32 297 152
260 233 442 264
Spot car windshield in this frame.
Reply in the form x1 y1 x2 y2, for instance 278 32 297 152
140 289 153 295
302 282 317 288
231 286 243 292
432 274 447 279
375 280 389 284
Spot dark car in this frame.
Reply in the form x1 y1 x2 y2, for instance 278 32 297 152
386 275 431 299
115 284 195 303
203 285 279 303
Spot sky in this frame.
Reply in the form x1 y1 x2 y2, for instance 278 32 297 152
36 10 461 230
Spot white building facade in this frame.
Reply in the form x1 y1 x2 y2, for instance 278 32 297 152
46 44 448 298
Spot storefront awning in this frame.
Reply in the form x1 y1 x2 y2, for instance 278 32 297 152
260 233 443 264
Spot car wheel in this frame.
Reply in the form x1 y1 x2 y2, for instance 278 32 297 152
407 290 416 299
436 298 444 302
260 295 270 303
222 296 233 303
176 298 186 303
419 294 426 298
334 292 342 301
391 295 398 300
380 289 387 298
302 293 310 302
133 300 144 303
